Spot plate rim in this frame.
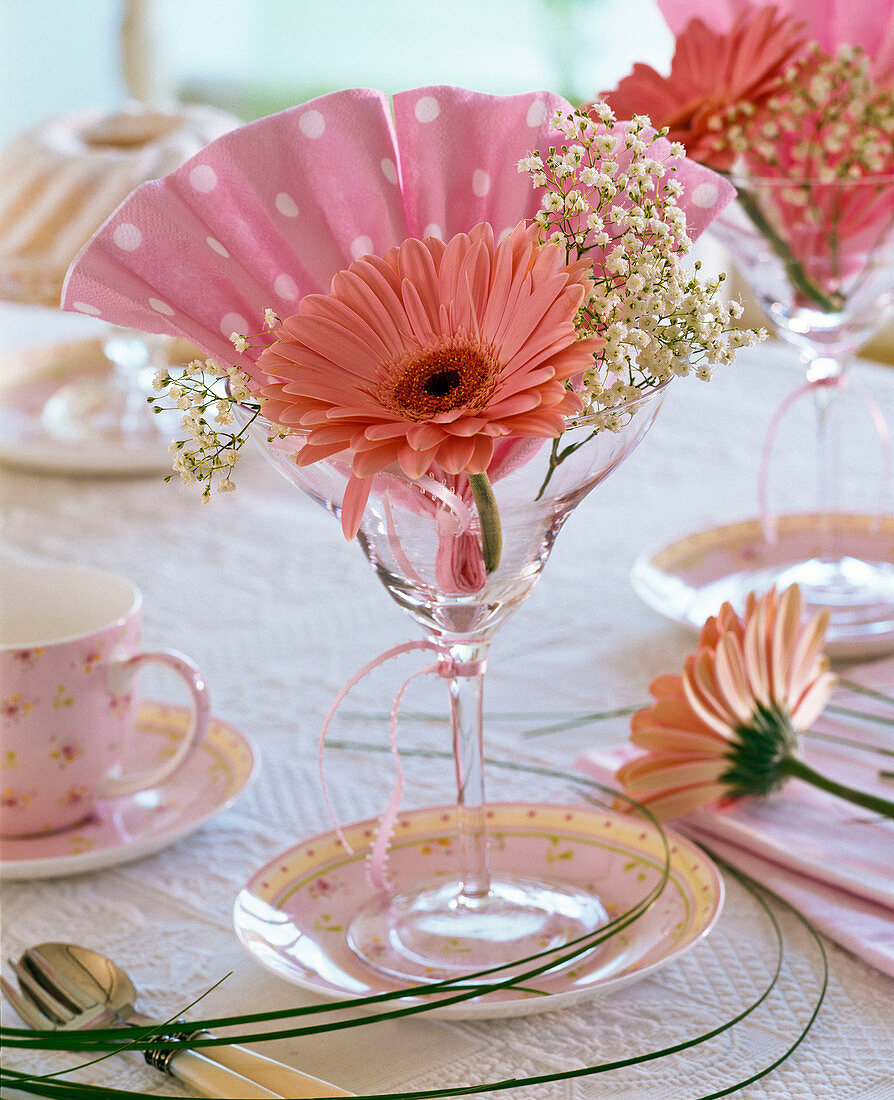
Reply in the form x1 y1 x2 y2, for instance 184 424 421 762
631 511 894 659
0 702 257 879
233 800 725 1020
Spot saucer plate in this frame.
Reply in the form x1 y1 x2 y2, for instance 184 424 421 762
1 703 256 879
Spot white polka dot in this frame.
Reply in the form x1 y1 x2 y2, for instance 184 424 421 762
72 301 101 316
149 298 174 316
526 99 548 128
692 182 720 209
190 164 218 192
381 157 398 184
350 235 374 260
414 96 440 123
423 223 443 240
206 236 229 257
221 312 249 338
273 273 299 300
299 110 325 138
472 169 490 197
113 222 142 251
275 192 299 218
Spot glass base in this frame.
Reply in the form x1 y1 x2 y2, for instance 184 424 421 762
347 873 609 983
632 514 894 660
41 370 169 447
40 331 174 448
778 555 894 618
713 555 894 648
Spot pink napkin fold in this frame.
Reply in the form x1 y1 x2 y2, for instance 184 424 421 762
61 86 733 371
576 657 894 977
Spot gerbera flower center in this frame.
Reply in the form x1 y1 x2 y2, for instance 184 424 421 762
387 342 498 420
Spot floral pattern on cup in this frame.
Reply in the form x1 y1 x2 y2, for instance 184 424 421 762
1 562 210 837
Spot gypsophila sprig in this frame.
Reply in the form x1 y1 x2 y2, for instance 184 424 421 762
519 107 761 420
716 45 894 312
149 316 285 498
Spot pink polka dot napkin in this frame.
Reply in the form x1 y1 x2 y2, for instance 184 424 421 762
61 85 733 367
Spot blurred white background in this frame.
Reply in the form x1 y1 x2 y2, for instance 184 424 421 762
2 0 891 360
0 0 672 144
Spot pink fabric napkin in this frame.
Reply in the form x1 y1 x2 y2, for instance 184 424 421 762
60 86 733 370
577 657 894 977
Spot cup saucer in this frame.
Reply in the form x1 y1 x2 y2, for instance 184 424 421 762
0 702 256 879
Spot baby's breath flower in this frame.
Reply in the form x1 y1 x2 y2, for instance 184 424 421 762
150 344 272 496
519 105 762 421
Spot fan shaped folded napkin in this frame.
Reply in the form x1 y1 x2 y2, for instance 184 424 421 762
60 86 732 369
577 657 894 977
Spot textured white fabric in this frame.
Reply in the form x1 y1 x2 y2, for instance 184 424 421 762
1 309 893 1098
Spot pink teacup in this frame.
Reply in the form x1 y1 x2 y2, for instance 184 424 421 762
0 560 210 837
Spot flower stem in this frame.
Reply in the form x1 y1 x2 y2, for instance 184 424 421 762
734 187 844 314
780 755 894 818
468 472 502 573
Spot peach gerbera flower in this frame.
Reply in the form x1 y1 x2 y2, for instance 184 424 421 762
616 586 839 820
256 221 604 539
599 6 809 170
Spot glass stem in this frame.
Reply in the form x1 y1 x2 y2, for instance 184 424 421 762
446 639 492 903
807 356 844 565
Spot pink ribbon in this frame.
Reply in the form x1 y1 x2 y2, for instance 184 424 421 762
758 372 892 545
318 639 486 892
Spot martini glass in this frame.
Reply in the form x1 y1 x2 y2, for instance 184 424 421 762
244 383 667 984
708 171 894 647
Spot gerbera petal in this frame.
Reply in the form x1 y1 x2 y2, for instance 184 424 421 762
681 651 738 735
434 434 477 474
631 725 730 754
649 673 686 700
617 754 727 790
743 594 772 705
293 438 353 466
405 422 449 449
786 607 833 706
397 442 438 479
713 633 755 724
619 781 730 820
635 695 725 739
466 433 495 473
351 442 403 477
341 474 373 539
771 583 803 699
790 669 837 731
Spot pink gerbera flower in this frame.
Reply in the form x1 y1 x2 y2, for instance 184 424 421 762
615 586 840 820
256 221 604 539
599 6 809 171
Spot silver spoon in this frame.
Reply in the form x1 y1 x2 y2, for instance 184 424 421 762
20 944 353 1097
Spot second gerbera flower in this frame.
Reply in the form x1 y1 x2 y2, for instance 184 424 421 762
255 221 604 539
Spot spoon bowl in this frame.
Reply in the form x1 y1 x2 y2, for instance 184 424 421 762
26 943 138 1019
15 942 354 1096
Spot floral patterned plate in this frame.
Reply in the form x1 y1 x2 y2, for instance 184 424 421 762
233 802 723 1020
0 703 256 879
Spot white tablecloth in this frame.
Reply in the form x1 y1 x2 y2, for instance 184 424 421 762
2 308 893 1098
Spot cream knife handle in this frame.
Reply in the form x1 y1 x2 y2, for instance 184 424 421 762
167 1048 282 1098
191 1030 355 1097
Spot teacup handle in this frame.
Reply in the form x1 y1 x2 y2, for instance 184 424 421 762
98 650 211 799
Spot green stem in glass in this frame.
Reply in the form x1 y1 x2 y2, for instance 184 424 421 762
468 471 502 573
780 755 894 818
734 187 844 313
